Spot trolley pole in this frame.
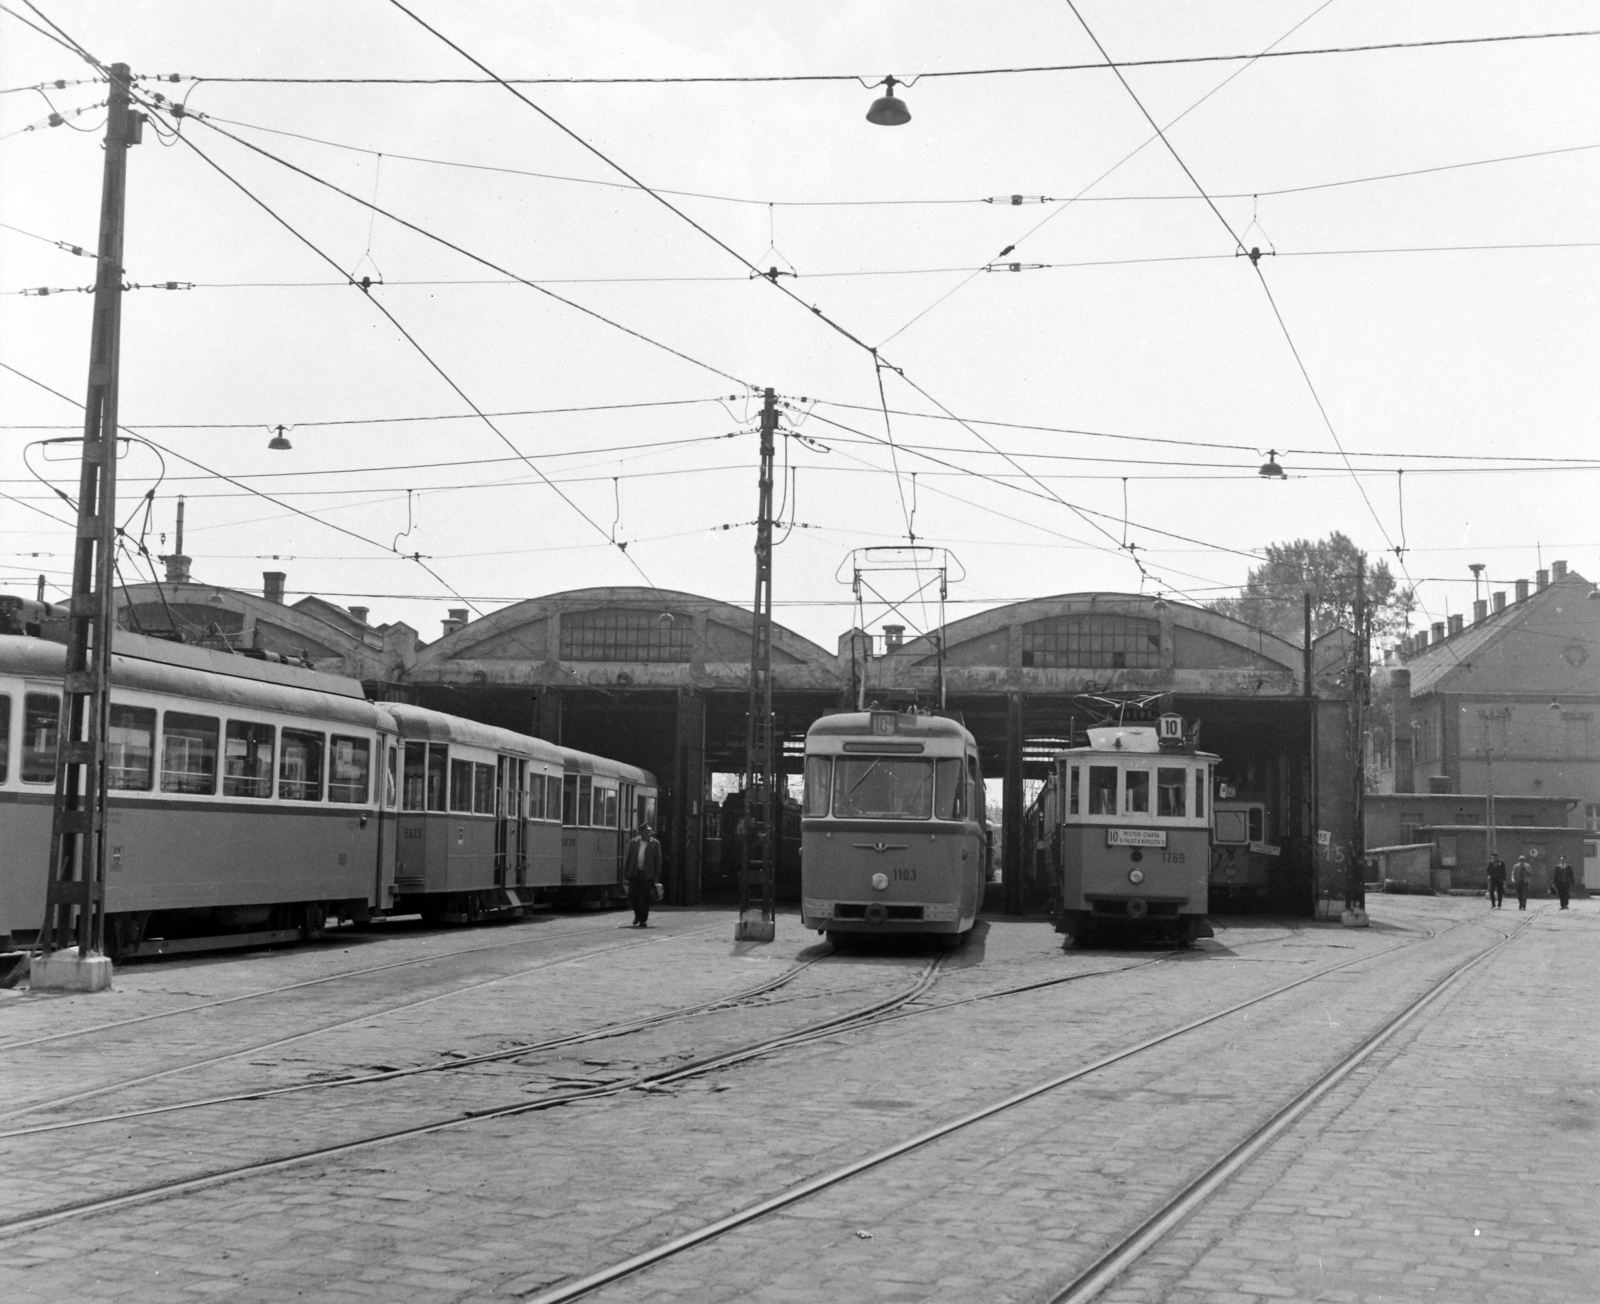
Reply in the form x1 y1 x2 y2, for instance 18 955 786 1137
34 63 141 992
736 388 778 942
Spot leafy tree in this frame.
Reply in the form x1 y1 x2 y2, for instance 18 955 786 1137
1208 532 1413 643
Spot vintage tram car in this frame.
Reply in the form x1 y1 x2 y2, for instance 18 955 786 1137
1046 719 1217 946
1209 799 1275 904
799 709 988 945
0 630 657 956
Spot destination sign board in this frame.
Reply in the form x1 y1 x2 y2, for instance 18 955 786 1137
1107 828 1167 848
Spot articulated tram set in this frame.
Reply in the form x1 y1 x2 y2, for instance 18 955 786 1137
0 632 655 958
2 623 1256 958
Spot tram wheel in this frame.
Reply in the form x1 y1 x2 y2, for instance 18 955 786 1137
302 902 328 939
825 930 854 953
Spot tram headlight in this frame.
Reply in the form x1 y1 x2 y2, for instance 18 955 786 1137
1128 868 1144 885
871 872 889 891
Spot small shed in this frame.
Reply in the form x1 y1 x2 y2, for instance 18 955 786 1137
1414 824 1588 895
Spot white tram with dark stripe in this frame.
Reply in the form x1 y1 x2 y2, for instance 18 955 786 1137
800 710 988 946
1048 718 1217 947
0 631 657 957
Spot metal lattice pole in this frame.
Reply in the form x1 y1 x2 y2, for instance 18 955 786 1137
736 388 778 942
39 65 139 969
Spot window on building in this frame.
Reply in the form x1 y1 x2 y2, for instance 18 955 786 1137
559 608 692 662
107 704 156 791
1019 614 1160 670
329 735 370 804
223 721 274 799
1584 803 1600 833
162 712 218 795
1564 713 1594 759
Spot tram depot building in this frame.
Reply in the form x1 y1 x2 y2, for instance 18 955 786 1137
103 561 1600 915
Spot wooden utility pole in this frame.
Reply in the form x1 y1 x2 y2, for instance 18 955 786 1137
36 63 141 988
736 388 778 942
1345 556 1369 923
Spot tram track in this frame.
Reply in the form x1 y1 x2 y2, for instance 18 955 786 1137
508 910 1519 1304
0 913 1464 1239
0 920 725 1124
0 913 677 1054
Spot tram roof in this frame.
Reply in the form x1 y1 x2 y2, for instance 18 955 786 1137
560 746 655 786
806 710 974 743
0 631 386 730
383 701 564 764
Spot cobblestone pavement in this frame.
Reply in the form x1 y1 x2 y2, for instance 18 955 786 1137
1 897 1593 1303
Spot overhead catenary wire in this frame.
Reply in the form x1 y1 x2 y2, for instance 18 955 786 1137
148 28 1600 85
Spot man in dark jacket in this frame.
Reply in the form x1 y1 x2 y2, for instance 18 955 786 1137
1485 854 1507 909
624 823 662 927
1510 855 1533 910
1551 856 1575 910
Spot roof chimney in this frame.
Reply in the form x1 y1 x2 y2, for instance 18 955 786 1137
440 607 470 639
1537 568 1550 591
349 606 369 625
1432 621 1446 642
1473 599 1487 625
1552 560 1567 580
1448 614 1464 636
1493 590 1506 613
263 571 286 604
1516 578 1530 602
883 624 905 652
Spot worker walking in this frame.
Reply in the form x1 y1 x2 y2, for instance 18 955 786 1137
1485 853 1507 909
1551 856 1575 910
624 822 662 928
1510 855 1533 911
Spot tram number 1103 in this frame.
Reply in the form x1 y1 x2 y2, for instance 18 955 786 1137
893 866 918 882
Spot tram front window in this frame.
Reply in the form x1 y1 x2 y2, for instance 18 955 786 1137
802 755 832 817
832 756 934 820
1088 765 1117 815
934 757 965 820
1124 770 1150 814
1157 767 1187 817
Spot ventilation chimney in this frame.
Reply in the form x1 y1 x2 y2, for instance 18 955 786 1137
440 607 470 639
263 571 286 604
1537 568 1550 591
1390 667 1414 793
1473 599 1488 625
1432 621 1446 642
1552 560 1567 580
161 495 192 584
348 606 369 626
1448 614 1464 636
1515 579 1530 602
883 624 905 652
1493 591 1506 613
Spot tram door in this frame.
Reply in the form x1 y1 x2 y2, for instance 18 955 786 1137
494 756 526 888
375 740 400 911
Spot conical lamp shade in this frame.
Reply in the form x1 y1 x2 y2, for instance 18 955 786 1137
866 88 910 126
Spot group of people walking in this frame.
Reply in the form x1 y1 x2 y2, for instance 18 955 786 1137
1485 852 1577 909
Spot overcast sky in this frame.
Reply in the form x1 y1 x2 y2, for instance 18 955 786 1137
3 1 1596 651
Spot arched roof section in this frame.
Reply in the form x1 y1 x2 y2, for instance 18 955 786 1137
878 592 1302 695
406 586 842 690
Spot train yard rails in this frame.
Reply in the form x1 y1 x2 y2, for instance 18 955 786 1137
3 900 1586 1304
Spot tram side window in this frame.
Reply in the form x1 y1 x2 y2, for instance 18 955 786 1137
280 729 324 801
427 744 448 811
1087 765 1117 816
967 755 982 824
0 694 9 782
803 756 832 816
1249 806 1264 842
224 721 275 799
385 745 398 807
548 775 562 822
1195 769 1205 819
473 762 495 815
329 735 370 803
162 712 218 794
528 772 545 820
642 794 657 828
1068 765 1080 816
449 759 474 812
934 757 965 820
107 704 156 791
602 787 618 828
403 741 427 811
1157 767 1187 818
22 692 59 784
562 774 578 825
578 775 594 826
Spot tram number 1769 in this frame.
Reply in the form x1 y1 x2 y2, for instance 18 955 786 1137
893 866 918 882
1162 851 1186 864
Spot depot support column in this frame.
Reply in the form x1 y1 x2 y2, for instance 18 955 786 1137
1003 692 1025 915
